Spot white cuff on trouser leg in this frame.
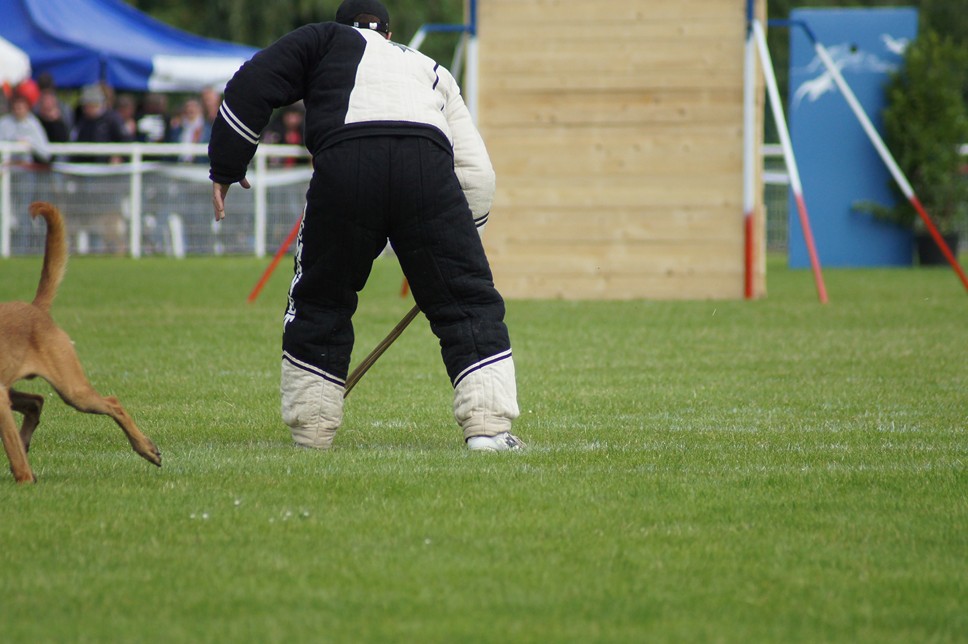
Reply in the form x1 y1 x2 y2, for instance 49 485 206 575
453 354 520 441
281 358 344 449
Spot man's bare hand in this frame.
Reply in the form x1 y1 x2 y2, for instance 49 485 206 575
212 178 251 222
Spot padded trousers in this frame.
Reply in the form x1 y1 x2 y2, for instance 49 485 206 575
280 135 518 447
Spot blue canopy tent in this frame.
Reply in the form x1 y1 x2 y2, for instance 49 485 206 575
0 0 257 91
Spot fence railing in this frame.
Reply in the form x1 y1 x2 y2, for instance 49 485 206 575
1 141 311 258
3 141 962 258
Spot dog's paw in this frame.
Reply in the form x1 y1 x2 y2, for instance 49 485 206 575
14 471 37 484
138 441 162 467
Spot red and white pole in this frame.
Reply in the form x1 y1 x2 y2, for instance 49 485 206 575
753 20 828 303
811 39 968 292
742 17 758 299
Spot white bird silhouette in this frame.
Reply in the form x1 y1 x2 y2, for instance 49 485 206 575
792 42 900 108
881 33 910 56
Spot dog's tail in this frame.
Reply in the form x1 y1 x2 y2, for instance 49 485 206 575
29 202 68 312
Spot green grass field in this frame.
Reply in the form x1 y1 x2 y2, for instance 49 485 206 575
0 254 965 642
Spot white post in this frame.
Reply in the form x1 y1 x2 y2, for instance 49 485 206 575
408 27 428 52
742 29 757 220
741 25 757 299
753 21 803 197
1 147 10 258
169 213 186 259
254 151 268 257
450 31 467 82
466 33 479 122
130 144 143 258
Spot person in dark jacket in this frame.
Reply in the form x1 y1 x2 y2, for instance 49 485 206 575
209 0 523 451
35 91 70 146
70 84 131 163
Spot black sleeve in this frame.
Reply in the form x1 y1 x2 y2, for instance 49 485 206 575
209 23 327 184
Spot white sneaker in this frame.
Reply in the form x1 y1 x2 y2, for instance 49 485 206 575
466 432 526 451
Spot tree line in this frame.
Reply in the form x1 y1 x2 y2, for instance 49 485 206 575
129 0 463 63
130 0 965 97
128 0 966 138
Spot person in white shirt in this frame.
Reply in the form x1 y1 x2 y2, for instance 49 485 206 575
0 91 51 165
0 89 53 249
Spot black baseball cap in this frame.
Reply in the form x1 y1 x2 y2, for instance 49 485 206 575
335 0 390 34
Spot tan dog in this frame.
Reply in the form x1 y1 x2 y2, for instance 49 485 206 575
0 202 161 483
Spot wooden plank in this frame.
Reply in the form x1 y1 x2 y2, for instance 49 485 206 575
483 207 745 244
478 21 750 43
479 87 742 119
489 158 744 182
481 26 750 45
479 69 744 92
486 205 742 224
474 0 765 301
479 89 743 128
481 38 743 61
479 41 744 68
488 238 747 301
495 234 742 255
490 172 743 209
482 125 743 155
479 0 746 24
486 132 742 176
491 270 744 301
485 146 743 172
492 259 746 281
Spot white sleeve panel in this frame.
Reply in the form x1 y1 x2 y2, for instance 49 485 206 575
344 31 495 222
345 30 451 136
439 67 496 221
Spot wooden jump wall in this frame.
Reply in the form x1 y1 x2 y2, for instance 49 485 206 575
475 0 766 299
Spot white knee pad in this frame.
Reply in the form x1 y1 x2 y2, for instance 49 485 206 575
453 352 520 441
281 356 344 449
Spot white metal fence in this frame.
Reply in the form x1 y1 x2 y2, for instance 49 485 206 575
3 141 961 258
1 141 311 258
2 141 796 258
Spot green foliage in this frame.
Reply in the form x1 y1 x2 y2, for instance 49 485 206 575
128 0 464 69
919 0 968 103
0 255 966 641
879 30 968 232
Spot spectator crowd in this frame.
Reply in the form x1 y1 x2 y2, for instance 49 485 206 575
0 73 306 165
1 74 308 256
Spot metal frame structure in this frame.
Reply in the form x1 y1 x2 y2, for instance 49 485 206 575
743 7 968 296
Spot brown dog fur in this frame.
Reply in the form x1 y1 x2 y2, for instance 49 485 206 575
0 202 161 483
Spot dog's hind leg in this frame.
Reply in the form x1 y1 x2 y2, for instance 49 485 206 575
1 389 36 483
11 390 45 453
35 328 162 468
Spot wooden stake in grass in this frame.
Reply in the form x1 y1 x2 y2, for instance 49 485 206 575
343 304 421 397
